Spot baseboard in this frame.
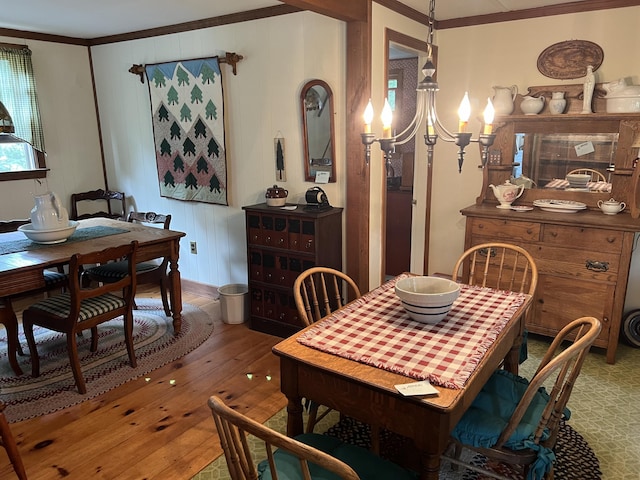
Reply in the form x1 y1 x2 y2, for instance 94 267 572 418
181 278 220 299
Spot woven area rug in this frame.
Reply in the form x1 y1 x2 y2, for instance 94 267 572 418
0 299 214 423
194 409 601 480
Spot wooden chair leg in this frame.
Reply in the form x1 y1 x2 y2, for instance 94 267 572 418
124 312 137 369
23 317 40 378
159 278 171 317
0 407 27 480
66 332 86 394
1 305 24 376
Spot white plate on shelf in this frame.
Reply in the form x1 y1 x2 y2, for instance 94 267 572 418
533 199 587 213
511 206 534 212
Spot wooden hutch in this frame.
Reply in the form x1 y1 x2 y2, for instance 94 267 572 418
461 84 640 363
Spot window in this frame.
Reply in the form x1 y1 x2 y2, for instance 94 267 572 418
0 43 47 181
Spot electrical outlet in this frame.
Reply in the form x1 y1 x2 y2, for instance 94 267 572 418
190 241 197 254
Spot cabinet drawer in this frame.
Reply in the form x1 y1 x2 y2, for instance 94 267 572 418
542 225 623 253
529 274 612 346
534 244 620 282
469 218 540 242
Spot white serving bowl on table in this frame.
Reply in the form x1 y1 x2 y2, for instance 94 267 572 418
395 276 460 324
18 221 79 244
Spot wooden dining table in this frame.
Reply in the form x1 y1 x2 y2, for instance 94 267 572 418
272 274 532 480
0 217 186 333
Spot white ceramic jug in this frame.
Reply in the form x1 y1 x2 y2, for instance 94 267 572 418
521 96 545 115
30 192 70 230
492 85 518 115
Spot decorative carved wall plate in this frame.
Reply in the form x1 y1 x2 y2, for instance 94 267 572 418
537 40 604 80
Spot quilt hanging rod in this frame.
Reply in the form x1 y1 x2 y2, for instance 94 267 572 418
128 52 244 83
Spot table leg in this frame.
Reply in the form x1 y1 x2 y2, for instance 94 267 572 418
420 452 442 480
168 241 183 335
286 397 304 437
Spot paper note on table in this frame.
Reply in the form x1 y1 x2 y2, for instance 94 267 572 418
395 380 439 396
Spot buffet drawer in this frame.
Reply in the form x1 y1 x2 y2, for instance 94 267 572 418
541 224 623 253
534 244 620 282
468 218 540 242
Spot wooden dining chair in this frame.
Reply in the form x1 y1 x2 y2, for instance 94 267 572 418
293 267 361 327
81 211 172 316
22 241 138 394
567 168 607 183
0 219 68 376
293 267 362 433
0 402 27 480
443 316 601 480
70 189 126 221
208 395 418 480
452 243 538 296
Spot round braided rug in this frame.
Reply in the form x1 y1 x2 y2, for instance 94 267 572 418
0 299 214 423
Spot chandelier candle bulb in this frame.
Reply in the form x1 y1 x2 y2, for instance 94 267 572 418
458 92 471 133
381 98 393 138
483 98 495 134
363 100 374 134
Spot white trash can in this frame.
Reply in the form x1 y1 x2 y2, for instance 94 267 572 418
218 284 249 324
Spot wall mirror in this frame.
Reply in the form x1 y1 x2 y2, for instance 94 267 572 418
301 79 336 182
513 131 617 191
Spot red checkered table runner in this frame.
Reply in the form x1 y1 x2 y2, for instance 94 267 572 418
298 273 527 389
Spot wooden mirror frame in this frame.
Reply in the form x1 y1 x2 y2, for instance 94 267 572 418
301 79 336 182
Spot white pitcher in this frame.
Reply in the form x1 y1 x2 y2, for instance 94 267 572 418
30 192 70 230
492 85 518 115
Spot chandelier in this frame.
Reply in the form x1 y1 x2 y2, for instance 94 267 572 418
361 0 496 172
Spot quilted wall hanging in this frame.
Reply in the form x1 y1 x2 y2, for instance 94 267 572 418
145 57 228 205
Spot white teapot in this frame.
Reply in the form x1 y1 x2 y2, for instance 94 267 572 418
597 198 625 215
489 180 525 209
30 192 70 230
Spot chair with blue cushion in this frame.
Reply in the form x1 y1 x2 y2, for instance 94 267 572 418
22 241 138 394
442 316 601 480
208 395 418 480
81 211 172 316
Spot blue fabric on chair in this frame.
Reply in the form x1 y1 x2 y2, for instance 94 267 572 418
258 433 418 480
451 369 561 480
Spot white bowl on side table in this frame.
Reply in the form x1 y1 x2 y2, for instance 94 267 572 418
18 221 79 244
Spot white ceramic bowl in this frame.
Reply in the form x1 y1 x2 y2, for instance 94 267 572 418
18 221 79 244
565 173 590 186
395 276 460 324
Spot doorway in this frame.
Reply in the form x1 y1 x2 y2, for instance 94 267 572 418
383 30 429 279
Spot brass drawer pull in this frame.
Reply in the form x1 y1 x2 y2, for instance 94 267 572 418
586 260 609 272
478 247 497 258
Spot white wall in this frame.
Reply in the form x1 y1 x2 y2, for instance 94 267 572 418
90 12 346 287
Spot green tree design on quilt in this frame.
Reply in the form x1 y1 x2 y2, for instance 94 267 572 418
197 156 209 174
158 105 169 122
185 172 198 189
152 68 166 87
208 138 220 158
194 119 207 138
201 64 217 84
160 139 171 156
163 170 175 187
205 100 217 120
167 86 179 105
180 104 192 122
191 85 203 104
170 122 181 140
174 155 185 172
210 174 221 193
176 66 190 86
183 138 196 156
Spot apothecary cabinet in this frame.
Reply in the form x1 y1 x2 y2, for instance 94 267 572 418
243 203 343 337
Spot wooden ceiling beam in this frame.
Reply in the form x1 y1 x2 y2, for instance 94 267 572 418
279 0 367 22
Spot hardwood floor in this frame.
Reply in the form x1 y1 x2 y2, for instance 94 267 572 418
0 286 287 479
